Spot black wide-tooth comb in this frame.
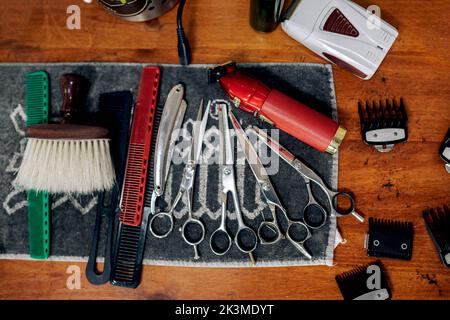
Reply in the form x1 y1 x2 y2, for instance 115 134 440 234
423 205 450 267
336 261 391 300
366 218 413 260
358 98 408 152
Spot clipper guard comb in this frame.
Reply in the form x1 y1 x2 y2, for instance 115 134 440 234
358 98 408 152
336 261 391 300
366 218 414 260
423 205 450 267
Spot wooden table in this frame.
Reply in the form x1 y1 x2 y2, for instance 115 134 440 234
0 0 449 300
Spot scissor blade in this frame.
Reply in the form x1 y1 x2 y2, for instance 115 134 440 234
249 125 296 166
191 99 210 165
229 111 269 182
218 104 233 165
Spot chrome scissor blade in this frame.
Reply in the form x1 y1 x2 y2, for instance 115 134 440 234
230 113 285 211
229 112 269 183
191 99 210 165
249 125 296 166
218 104 233 165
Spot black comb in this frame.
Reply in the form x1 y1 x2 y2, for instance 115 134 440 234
110 67 162 288
358 98 408 152
366 218 413 260
336 261 391 300
86 91 133 285
439 127 450 173
423 205 450 268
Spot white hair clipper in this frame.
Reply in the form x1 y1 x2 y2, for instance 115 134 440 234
281 0 399 79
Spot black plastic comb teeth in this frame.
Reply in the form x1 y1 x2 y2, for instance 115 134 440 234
366 218 414 260
423 205 450 268
86 91 133 285
358 98 408 152
111 93 164 289
336 261 391 300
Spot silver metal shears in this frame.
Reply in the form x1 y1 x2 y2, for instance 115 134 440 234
229 112 315 259
250 126 364 223
209 104 258 264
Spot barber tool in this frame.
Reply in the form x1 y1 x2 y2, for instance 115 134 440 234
15 74 114 194
251 126 364 223
86 91 133 285
365 218 413 260
336 261 391 300
25 71 50 260
149 84 187 237
250 0 284 33
230 112 318 259
210 104 258 264
423 205 450 267
208 62 346 154
281 0 398 80
439 128 450 173
111 66 160 288
152 100 209 259
358 98 408 152
99 0 191 65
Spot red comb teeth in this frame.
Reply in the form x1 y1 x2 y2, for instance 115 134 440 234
119 67 160 227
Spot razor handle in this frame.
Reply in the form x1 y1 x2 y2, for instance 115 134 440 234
216 66 346 154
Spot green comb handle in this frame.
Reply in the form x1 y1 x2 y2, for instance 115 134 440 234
25 71 50 259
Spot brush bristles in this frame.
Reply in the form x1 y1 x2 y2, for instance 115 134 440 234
14 138 115 194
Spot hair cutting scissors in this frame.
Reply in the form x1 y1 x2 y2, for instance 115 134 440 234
149 100 209 262
250 126 364 223
209 104 258 264
229 111 317 259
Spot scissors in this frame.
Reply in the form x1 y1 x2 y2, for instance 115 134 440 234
209 104 258 264
250 126 365 223
149 101 209 260
229 112 315 258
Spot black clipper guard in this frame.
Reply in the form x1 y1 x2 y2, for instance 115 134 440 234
423 205 450 268
336 261 391 300
358 98 408 152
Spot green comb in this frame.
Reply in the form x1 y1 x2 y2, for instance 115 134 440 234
25 71 50 259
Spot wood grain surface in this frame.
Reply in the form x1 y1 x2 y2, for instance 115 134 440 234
0 0 449 300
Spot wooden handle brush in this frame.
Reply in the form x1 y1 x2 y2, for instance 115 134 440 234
15 74 115 194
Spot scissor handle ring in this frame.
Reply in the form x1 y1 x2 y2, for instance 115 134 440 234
257 221 282 245
235 227 258 254
286 221 311 244
331 192 356 217
149 212 174 238
210 229 232 256
302 203 327 230
181 218 205 246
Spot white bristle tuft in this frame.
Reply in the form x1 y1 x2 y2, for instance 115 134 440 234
14 138 115 194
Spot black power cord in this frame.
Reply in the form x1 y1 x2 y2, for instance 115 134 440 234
177 0 191 65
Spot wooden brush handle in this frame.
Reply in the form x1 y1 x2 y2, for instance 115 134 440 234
60 74 86 123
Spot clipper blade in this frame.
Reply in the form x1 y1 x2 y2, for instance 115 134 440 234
358 98 408 152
